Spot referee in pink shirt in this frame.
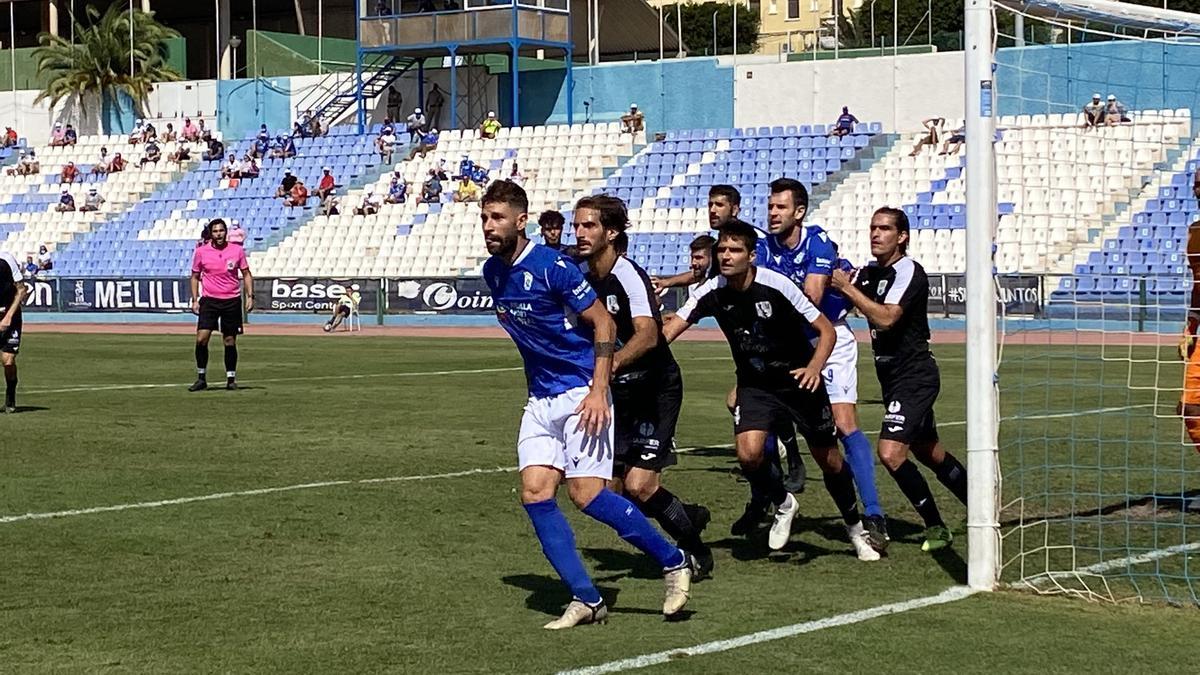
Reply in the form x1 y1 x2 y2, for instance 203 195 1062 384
189 219 253 391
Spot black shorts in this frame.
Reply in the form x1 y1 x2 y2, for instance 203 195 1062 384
197 296 243 337
0 311 22 355
337 305 351 317
612 363 683 474
734 383 837 448
878 362 941 445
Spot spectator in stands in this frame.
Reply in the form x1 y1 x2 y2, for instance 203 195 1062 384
285 180 309 207
421 171 443 203
60 161 79 184
308 112 323 138
144 121 157 142
426 83 445 128
377 125 397 164
239 154 261 179
1082 93 1105 128
167 142 191 165
406 107 427 143
221 153 238 178
109 152 127 173
355 189 381 216
318 167 337 205
386 171 409 204
8 150 39 176
939 124 966 155
321 196 340 216
256 124 270 145
387 85 402 121
538 209 567 250
276 168 298 198
24 256 38 279
182 117 199 142
140 141 162 167
272 134 297 159
480 111 502 139
252 132 271 160
432 159 449 182
506 161 525 187
381 117 395 136
228 221 247 245
1105 94 1130 125
162 122 177 143
129 119 145 144
79 187 105 212
2 126 16 148
408 127 439 160
828 106 859 137
203 137 225 162
91 147 111 174
49 122 67 147
909 117 945 156
199 119 212 142
621 103 644 135
64 123 77 146
37 245 53 272
453 175 481 202
55 189 75 212
470 162 490 187
292 120 306 139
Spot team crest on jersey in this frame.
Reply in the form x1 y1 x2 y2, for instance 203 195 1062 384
606 294 620 314
755 300 772 319
877 280 889 296
522 271 533 291
793 251 805 264
888 400 901 413
226 259 235 271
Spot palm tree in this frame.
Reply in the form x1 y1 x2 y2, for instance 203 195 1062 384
33 4 182 134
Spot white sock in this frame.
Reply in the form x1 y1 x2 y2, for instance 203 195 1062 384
847 521 866 536
226 371 236 379
197 368 206 376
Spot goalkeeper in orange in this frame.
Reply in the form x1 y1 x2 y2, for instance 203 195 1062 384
1180 171 1200 452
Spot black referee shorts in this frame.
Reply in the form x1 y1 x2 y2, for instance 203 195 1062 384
733 382 837 448
878 363 941 445
612 363 682 474
197 296 243 337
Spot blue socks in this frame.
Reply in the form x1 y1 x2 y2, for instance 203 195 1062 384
842 430 884 518
583 489 685 569
524 500 602 604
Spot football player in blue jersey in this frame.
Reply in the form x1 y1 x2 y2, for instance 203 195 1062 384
480 181 692 629
759 178 889 551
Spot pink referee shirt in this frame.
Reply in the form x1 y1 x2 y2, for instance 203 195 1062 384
191 243 248 299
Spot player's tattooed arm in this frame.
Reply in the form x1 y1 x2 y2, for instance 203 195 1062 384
595 340 615 357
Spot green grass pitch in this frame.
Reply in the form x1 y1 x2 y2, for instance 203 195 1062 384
0 333 1195 672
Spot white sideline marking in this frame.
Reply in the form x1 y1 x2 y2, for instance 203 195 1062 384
556 586 978 675
23 366 525 395
0 404 1151 525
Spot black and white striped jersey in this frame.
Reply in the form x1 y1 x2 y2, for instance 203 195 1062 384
677 266 823 388
583 256 675 382
0 250 25 310
854 255 934 378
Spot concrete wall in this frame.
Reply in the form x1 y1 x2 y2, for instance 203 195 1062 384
733 50 965 133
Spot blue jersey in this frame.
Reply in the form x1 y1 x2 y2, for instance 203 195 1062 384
484 243 599 398
755 224 851 321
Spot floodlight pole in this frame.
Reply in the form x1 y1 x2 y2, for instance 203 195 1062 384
964 0 1000 592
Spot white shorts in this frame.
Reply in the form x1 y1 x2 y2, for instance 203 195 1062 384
518 385 615 480
811 321 859 405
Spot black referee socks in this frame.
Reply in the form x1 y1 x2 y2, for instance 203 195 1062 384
224 345 237 376
195 343 208 373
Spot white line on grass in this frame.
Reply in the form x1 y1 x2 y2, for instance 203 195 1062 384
0 404 1153 525
556 586 978 675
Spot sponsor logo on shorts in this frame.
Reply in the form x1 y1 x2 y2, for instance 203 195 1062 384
888 400 902 413
887 425 903 433
640 452 657 461
733 405 741 425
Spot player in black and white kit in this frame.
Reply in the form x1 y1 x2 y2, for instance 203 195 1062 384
0 250 29 413
831 207 968 552
664 221 881 559
573 194 714 577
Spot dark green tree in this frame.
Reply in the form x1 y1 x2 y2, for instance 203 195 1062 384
663 2 760 56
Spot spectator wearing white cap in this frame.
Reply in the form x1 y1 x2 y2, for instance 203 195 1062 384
621 103 644 135
377 125 397 164
407 107 427 143
386 171 409 204
355 188 381 216
79 186 105 212
317 166 337 205
276 168 298 198
1104 94 1130 125
480 111 502 139
129 119 145 144
7 150 38 176
1083 93 1105 128
54 189 75 212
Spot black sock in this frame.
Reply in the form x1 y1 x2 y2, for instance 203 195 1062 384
887 460 945 528
822 465 861 526
195 343 208 375
745 460 788 507
224 345 237 377
775 423 803 469
638 487 700 548
4 374 15 404
934 452 968 506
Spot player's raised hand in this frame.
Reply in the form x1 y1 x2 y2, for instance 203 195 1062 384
575 388 611 436
790 365 823 392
